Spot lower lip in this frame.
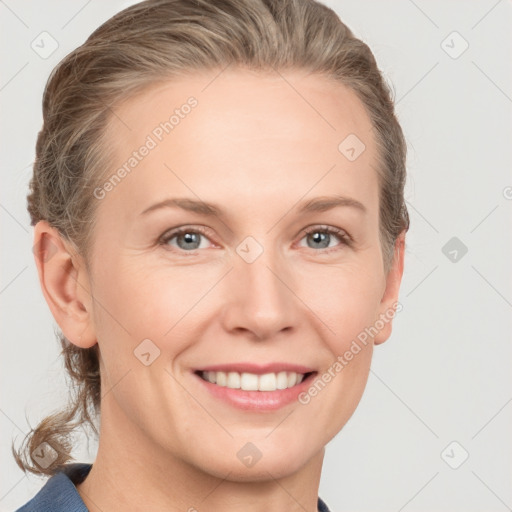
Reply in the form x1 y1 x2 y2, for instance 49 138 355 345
193 372 317 411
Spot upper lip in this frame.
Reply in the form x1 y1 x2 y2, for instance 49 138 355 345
195 362 316 375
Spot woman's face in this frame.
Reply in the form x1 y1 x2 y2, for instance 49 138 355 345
80 68 403 479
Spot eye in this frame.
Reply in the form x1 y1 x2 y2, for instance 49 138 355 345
158 224 352 255
297 225 352 253
159 226 214 254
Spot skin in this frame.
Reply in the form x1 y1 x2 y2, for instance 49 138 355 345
33 68 405 512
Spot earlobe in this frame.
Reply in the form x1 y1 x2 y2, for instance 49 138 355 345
373 231 406 345
32 220 97 349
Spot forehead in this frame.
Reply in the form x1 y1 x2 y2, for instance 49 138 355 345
100 68 380 222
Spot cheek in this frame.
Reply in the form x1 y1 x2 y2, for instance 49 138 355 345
299 260 385 343
90 258 216 353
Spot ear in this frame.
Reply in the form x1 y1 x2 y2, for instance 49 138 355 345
373 231 406 345
32 220 97 348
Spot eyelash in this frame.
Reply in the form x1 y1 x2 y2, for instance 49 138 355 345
158 225 352 255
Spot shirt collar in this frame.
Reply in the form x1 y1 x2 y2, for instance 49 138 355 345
16 463 91 512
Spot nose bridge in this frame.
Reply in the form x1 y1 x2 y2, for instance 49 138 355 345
227 234 298 335
240 236 289 303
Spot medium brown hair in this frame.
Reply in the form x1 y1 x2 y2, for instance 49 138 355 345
13 0 409 477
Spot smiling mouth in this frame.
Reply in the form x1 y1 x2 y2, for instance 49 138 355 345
194 370 316 392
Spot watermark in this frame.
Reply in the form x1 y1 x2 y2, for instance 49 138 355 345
93 96 198 200
440 440 469 469
31 441 58 469
441 236 468 263
236 236 264 263
298 301 403 405
133 338 161 366
338 133 366 161
31 31 59 60
237 442 262 468
440 31 469 60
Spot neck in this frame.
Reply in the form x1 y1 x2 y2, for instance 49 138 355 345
77 392 325 512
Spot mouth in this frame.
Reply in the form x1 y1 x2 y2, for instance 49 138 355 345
192 363 319 411
194 369 317 392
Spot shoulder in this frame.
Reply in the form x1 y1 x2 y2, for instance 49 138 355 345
318 495 332 512
15 463 92 512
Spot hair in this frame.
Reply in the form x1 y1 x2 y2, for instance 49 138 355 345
13 0 409 477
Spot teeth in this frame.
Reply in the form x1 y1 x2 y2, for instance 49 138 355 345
241 372 259 391
288 372 297 387
201 371 307 391
216 371 227 386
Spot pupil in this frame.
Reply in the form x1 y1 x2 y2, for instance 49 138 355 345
310 232 329 249
179 232 199 249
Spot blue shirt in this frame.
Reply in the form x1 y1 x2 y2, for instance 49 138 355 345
15 463 332 511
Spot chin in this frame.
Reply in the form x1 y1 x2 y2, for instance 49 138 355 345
193 440 318 482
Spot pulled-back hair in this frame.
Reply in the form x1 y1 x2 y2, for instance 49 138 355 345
13 0 409 477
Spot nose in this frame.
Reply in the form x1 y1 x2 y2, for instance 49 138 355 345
220 245 301 341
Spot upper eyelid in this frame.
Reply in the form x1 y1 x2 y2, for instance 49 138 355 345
159 225 214 242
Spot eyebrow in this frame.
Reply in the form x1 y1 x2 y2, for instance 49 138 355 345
140 195 367 217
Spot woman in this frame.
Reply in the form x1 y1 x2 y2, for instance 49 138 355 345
13 0 409 510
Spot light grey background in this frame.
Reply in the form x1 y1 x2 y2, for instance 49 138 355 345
1 1 511 511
